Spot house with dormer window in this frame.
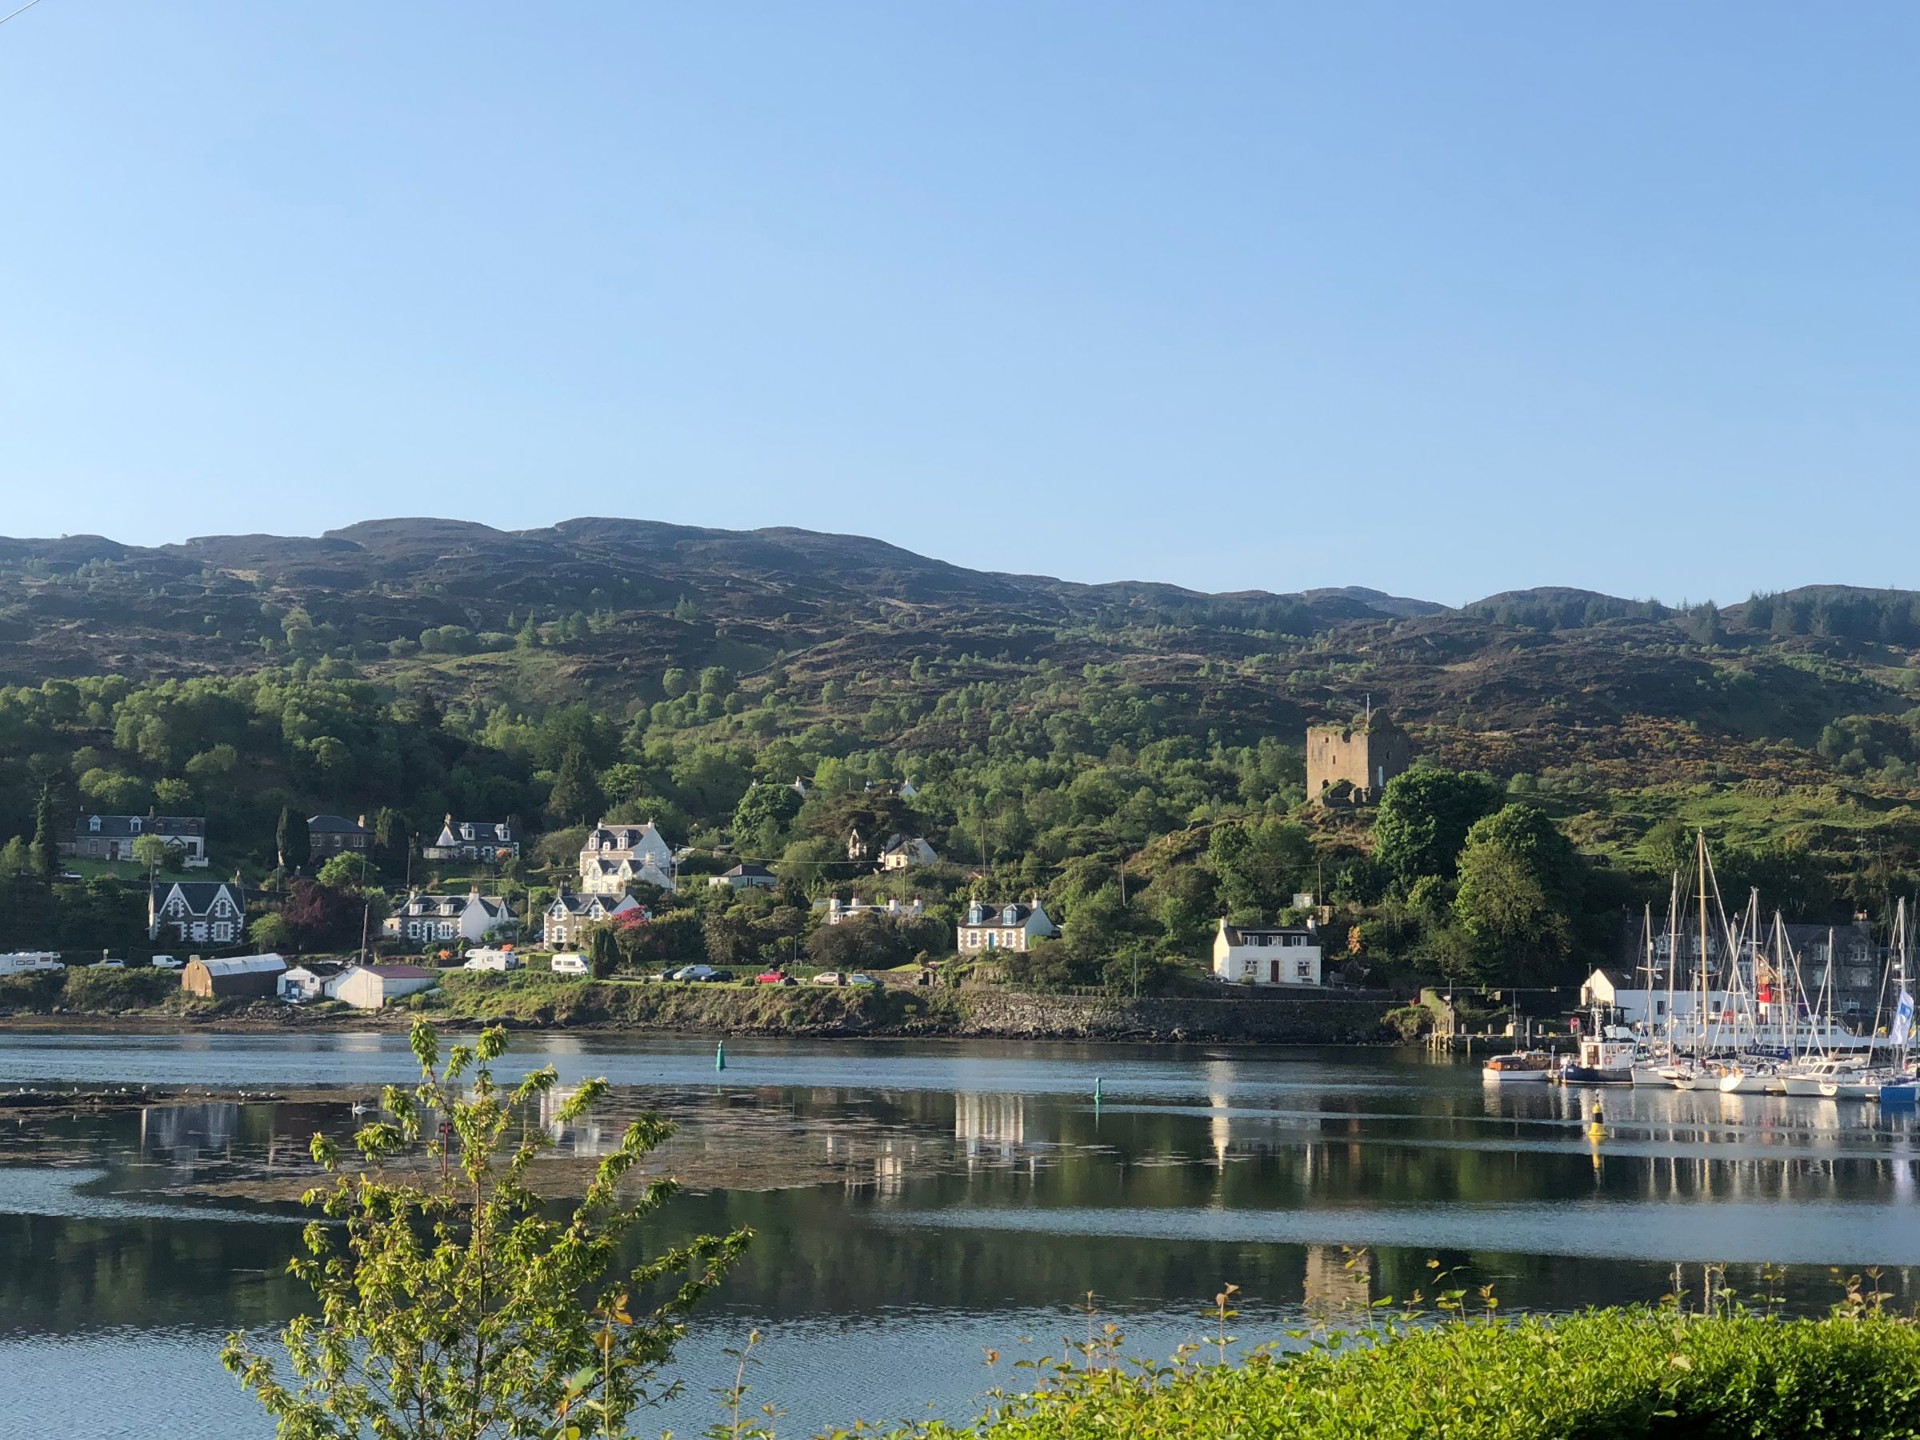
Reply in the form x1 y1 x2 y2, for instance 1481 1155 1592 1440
956 899 1058 953
543 890 647 947
149 880 247 944
382 888 518 945
577 820 677 894
67 812 208 867
422 815 519 863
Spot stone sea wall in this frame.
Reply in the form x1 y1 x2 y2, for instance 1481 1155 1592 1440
951 990 1396 1043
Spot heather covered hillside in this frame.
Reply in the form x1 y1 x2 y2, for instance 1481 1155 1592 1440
3 517 1920 986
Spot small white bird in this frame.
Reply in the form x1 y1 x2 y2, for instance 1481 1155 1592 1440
350 1102 370 1116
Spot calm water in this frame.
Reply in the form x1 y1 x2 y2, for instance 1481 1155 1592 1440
5 1031 1920 1436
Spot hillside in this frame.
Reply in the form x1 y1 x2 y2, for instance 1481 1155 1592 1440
4 516 1920 986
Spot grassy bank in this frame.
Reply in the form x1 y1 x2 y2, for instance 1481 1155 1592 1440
880 1309 1920 1439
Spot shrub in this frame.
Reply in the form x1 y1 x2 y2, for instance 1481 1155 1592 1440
889 1309 1920 1440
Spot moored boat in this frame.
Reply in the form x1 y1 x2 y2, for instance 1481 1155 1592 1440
1483 1052 1554 1083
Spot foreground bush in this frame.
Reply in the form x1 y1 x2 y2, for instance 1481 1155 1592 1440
884 1309 1920 1439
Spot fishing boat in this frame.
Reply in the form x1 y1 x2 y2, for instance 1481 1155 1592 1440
1482 1052 1554 1083
1559 1031 1635 1085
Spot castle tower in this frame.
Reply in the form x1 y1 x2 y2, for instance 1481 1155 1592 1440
1306 713 1412 806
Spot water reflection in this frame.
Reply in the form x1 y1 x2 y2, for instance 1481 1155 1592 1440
7 1038 1920 1436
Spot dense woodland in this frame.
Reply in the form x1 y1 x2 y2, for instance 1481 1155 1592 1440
5 520 1920 991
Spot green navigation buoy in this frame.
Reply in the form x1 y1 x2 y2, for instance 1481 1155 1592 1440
1094 1076 1103 1104
716 1040 727 1072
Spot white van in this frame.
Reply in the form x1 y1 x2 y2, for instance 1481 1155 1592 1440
462 947 521 972
549 953 589 977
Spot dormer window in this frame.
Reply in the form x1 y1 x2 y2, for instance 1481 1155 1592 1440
129 817 142 834
88 815 102 832
1002 906 1019 926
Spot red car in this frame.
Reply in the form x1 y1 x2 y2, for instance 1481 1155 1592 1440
754 970 797 986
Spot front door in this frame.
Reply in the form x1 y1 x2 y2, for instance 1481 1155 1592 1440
1269 959 1280 983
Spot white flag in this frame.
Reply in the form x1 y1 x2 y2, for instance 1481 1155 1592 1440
1893 991 1915 1048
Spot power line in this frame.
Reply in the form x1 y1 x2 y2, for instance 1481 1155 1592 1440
0 0 48 27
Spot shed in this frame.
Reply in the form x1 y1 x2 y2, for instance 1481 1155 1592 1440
334 963 439 1011
181 953 287 999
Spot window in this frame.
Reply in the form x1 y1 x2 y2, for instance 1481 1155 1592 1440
88 815 101 832
1295 959 1311 981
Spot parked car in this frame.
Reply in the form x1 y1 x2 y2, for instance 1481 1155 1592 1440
711 969 736 983
670 964 721 982
755 970 796 986
149 954 182 969
549 953 589 976
813 971 847 986
845 973 878 987
90 959 126 970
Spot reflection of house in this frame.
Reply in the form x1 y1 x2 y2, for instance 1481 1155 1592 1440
708 863 777 891
334 963 438 1010
308 814 371 859
955 1093 1026 1160
66 812 208 867
150 880 248 944
1304 1245 1372 1317
422 815 519 862
543 890 645 947
877 835 937 872
578 820 676 894
957 900 1057 953
180 953 286 999
383 888 517 945
1213 919 1322 986
825 895 925 925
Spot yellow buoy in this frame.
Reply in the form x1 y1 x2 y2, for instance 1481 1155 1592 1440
1587 1101 1605 1140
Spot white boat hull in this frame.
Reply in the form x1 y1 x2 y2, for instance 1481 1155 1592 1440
1482 1069 1550 1084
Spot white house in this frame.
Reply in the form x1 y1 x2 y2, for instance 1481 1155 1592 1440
708 863 778 892
66 812 209 867
876 835 938 872
578 820 677 894
957 899 1058 954
383 888 517 945
1213 919 1322 987
333 963 439 1010
422 815 519 863
149 880 247 945
543 890 646 947
826 895 926 925
1580 967 1739 1031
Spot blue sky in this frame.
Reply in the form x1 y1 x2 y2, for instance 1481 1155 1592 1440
2 3 1916 606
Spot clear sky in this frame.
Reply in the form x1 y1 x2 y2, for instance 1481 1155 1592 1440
2 4 1916 607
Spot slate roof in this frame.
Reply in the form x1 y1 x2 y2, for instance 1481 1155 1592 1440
307 814 369 834
151 880 247 916
75 813 204 838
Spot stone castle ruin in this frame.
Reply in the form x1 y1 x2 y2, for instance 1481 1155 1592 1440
1307 712 1412 806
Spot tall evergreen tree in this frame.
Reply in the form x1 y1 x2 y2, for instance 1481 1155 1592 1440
276 805 309 873
28 785 58 887
548 745 603 827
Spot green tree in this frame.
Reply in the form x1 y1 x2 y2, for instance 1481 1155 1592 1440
277 805 310 873
315 851 379 891
660 667 690 700
1208 818 1313 920
223 1022 749 1440
1451 803 1582 985
1372 769 1504 892
131 833 172 875
731 782 803 855
548 744 604 827
28 785 58 887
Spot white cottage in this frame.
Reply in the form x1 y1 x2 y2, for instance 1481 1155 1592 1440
1212 919 1322 987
